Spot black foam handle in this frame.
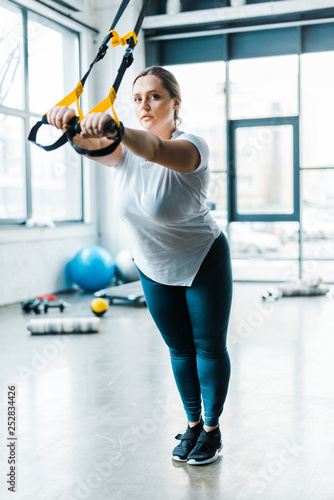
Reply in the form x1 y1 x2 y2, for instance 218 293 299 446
73 119 118 135
67 120 124 157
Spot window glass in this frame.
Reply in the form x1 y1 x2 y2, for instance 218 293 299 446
302 259 334 283
300 51 334 168
30 120 83 221
166 62 227 216
27 13 82 221
229 221 299 281
0 2 24 109
0 114 26 218
28 12 80 115
0 3 82 223
229 55 299 119
208 172 227 214
166 61 226 172
301 169 334 259
235 124 294 215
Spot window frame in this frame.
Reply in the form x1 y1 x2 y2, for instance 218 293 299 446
228 116 300 222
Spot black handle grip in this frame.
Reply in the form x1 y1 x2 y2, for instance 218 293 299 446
28 114 122 156
73 119 117 135
67 118 123 157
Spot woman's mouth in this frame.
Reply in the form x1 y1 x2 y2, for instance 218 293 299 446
141 115 153 120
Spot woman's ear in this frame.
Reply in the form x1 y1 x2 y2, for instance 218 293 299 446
173 98 181 110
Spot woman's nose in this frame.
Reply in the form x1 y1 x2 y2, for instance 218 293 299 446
141 98 150 110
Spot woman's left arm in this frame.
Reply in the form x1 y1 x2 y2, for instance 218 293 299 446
78 112 201 173
122 127 201 174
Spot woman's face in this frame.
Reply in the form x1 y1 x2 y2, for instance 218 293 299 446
133 74 180 138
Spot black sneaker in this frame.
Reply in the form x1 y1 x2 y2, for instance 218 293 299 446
187 427 223 465
172 420 204 462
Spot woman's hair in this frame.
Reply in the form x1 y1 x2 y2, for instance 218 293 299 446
133 66 182 127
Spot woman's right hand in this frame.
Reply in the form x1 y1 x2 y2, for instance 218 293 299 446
47 106 76 132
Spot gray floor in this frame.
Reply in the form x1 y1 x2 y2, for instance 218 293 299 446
0 283 334 500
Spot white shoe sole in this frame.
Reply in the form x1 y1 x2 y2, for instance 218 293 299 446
172 454 187 462
187 444 223 466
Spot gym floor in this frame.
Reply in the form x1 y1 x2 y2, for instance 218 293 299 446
0 282 333 500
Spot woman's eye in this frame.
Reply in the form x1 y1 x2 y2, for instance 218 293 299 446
151 94 160 99
134 97 141 103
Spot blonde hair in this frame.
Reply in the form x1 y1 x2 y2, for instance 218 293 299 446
133 66 182 127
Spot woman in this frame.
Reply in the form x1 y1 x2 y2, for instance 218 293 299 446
47 66 232 466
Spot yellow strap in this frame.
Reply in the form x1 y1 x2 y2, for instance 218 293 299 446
108 88 120 127
44 28 136 124
109 29 137 47
88 97 110 114
47 76 120 128
50 82 84 121
87 87 120 127
44 28 134 124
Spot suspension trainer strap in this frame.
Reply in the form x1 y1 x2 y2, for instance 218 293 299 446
27 0 135 152
67 0 151 157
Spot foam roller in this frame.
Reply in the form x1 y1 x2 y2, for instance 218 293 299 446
27 317 101 334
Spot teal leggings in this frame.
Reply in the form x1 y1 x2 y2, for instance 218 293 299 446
137 233 232 427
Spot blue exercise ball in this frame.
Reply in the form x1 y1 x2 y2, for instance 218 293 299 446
68 245 116 292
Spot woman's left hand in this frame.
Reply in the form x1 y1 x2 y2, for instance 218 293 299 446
79 112 117 139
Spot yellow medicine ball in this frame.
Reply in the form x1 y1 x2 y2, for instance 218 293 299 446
91 298 109 317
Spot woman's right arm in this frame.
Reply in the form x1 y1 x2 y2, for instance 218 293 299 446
46 106 123 167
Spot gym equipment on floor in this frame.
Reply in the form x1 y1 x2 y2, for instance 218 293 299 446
262 278 330 301
94 280 146 307
21 296 71 314
91 297 109 316
67 245 116 292
27 317 101 334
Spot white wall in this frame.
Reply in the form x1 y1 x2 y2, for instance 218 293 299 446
0 224 97 305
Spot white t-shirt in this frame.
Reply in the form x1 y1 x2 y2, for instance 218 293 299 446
113 128 221 286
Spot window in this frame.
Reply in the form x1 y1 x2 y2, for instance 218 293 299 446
147 22 334 281
0 0 82 224
228 53 300 280
229 55 299 120
0 115 26 219
234 123 294 216
166 61 227 214
300 51 334 271
300 51 334 170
